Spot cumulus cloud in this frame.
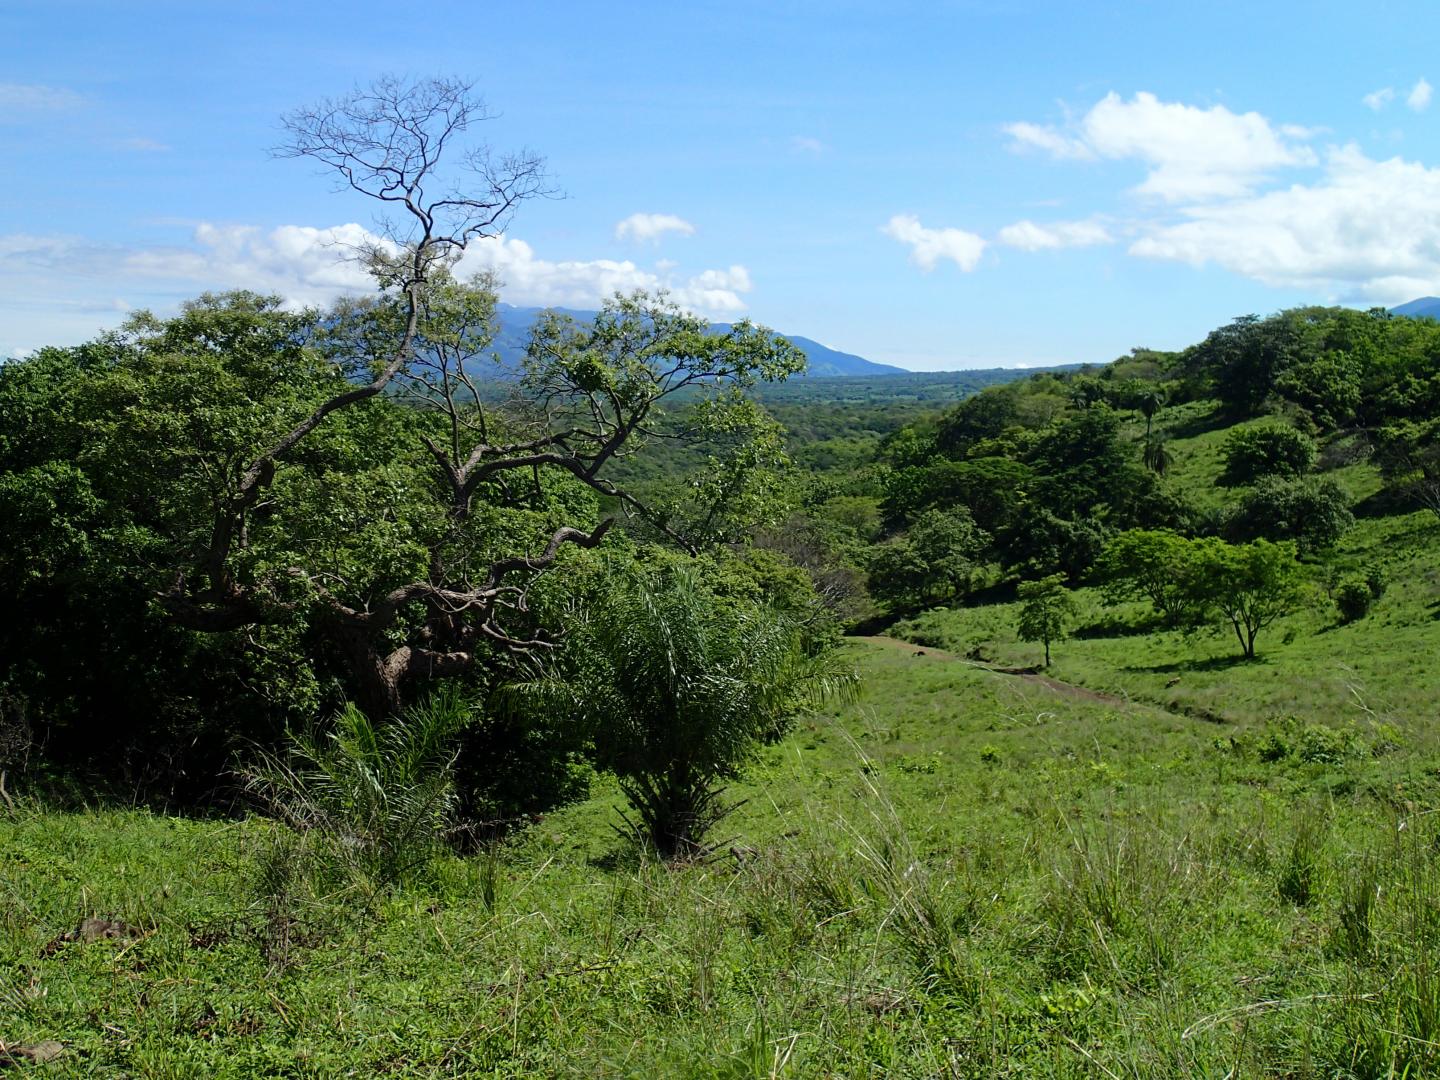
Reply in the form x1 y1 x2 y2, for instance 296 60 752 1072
614 212 696 243
0 221 757 358
882 214 986 271
122 223 386 305
1409 77 1433 112
1006 91 1316 201
1003 120 1094 161
996 218 1112 251
93 221 752 316
1129 145 1440 303
460 235 748 313
790 135 826 154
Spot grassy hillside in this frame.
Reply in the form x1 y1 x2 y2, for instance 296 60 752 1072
6 631 1440 1076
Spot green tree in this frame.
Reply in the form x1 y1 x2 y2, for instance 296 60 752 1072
1141 432 1175 476
519 563 856 858
1136 383 1167 438
1095 529 1199 627
1375 420 1440 523
1218 425 1317 486
868 506 989 609
1185 539 1306 659
147 78 805 720
1225 475 1353 552
0 79 808 795
1017 574 1075 667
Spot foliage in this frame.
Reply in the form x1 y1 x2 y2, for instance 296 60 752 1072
1335 579 1374 623
1224 474 1354 552
1186 538 1307 659
242 690 470 887
880 456 1031 533
1094 529 1198 627
1016 573 1075 666
1217 424 1317 486
517 562 855 858
1140 432 1174 475
867 507 990 610
1374 419 1440 522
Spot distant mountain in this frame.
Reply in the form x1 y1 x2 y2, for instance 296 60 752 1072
1391 297 1440 319
492 304 907 377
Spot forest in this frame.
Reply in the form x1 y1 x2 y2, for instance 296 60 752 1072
4 77 1440 1077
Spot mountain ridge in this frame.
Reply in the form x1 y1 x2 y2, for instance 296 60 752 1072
494 304 907 377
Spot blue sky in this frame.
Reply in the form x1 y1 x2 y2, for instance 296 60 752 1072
5 0 1440 369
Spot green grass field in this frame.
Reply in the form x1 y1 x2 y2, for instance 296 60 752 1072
6 615 1440 1076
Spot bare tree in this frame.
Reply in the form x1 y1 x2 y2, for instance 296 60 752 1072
158 77 804 717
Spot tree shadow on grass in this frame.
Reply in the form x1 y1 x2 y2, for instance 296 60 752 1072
1072 615 1167 640
1124 654 1256 675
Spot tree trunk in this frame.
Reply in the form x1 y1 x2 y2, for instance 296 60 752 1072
331 622 405 720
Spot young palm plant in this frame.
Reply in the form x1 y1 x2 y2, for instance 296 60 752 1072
520 563 857 859
1142 431 1175 476
242 689 470 888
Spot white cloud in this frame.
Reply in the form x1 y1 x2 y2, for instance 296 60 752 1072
997 218 1112 251
1409 77 1433 112
460 235 750 313
115 221 747 315
1130 145 1440 303
0 222 756 357
882 214 986 271
1006 91 1316 201
790 135 826 154
1003 121 1093 160
0 82 82 112
122 223 386 304
1364 86 1395 111
614 212 696 243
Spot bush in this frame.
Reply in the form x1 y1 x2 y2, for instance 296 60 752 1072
1364 563 1388 600
1218 424 1317 486
1225 475 1353 552
520 563 857 859
1336 579 1373 623
1297 724 1359 765
242 690 470 887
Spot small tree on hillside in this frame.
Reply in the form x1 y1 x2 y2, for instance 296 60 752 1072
1017 574 1075 667
1095 529 1199 627
1185 539 1306 659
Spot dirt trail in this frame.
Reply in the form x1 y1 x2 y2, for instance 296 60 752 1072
852 634 1130 706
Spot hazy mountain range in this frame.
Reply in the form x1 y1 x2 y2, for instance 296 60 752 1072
1392 297 1440 320
493 304 906 377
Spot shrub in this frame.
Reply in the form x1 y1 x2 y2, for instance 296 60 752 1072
519 563 857 859
242 690 470 887
1336 579 1373 623
1219 424 1317 486
1298 724 1358 765
1225 475 1353 552
1364 562 1388 600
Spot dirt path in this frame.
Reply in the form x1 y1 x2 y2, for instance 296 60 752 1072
851 634 1130 706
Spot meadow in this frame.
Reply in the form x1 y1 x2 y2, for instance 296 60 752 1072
5 584 1440 1077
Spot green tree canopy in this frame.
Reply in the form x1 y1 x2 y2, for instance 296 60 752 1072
1016 573 1075 667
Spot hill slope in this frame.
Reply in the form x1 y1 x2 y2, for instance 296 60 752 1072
1391 296 1440 319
